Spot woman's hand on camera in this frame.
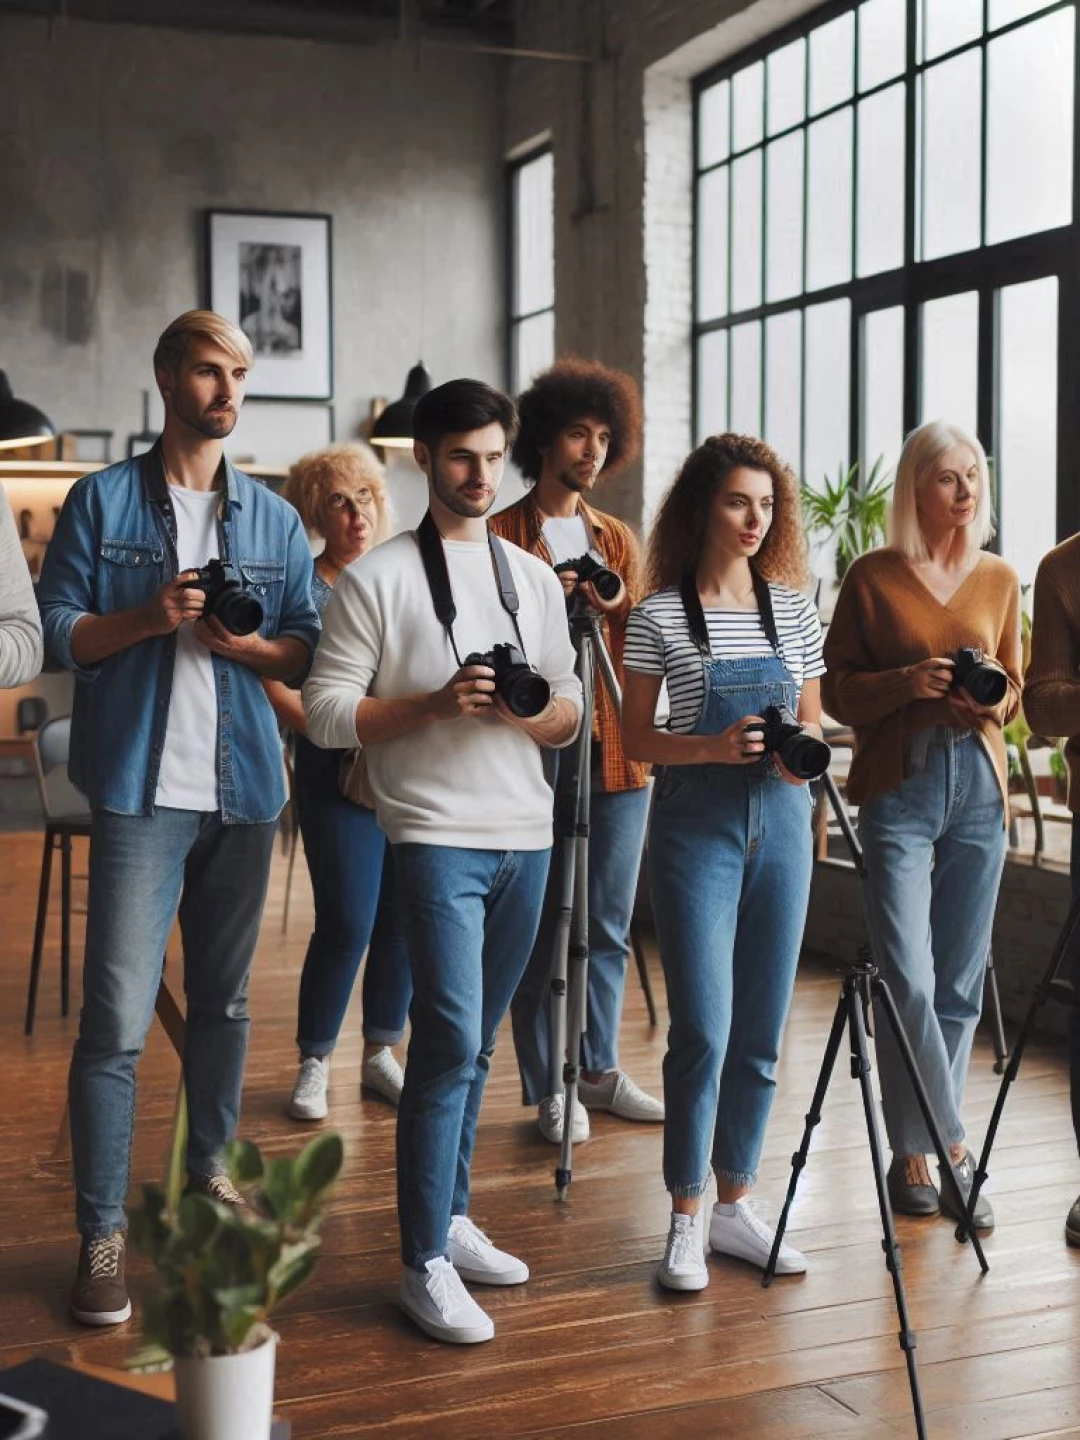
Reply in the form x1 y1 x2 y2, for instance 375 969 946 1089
705 715 767 764
947 688 1001 724
429 664 496 721
905 656 955 700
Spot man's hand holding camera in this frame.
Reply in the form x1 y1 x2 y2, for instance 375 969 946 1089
429 663 497 720
141 573 207 635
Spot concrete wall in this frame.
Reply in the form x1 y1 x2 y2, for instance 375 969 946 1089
0 13 508 463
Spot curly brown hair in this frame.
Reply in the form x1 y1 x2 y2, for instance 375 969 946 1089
646 433 810 593
512 356 643 482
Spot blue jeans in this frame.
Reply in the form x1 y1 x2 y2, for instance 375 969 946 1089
511 771 650 1103
859 729 1006 1156
70 808 276 1239
392 843 551 1269
293 737 411 1053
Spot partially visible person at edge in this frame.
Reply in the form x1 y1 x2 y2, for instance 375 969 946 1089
622 432 824 1290
0 482 43 687
303 379 582 1345
36 309 320 1328
823 420 1021 1235
488 356 663 1145
264 443 412 1120
1018 540 1080 1250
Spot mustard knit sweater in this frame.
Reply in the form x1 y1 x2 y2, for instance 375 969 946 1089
822 548 1021 811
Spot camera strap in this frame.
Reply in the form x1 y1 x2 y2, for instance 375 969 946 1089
416 510 528 668
679 566 782 659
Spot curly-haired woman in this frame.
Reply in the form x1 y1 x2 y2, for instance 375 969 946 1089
823 421 1020 1232
264 443 412 1119
622 433 824 1290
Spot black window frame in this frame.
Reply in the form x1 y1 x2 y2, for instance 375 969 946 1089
506 144 556 395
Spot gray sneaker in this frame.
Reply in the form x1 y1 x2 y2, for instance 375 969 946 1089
938 1150 994 1233
70 1232 132 1327
577 1070 664 1122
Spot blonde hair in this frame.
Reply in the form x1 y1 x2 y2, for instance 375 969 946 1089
888 420 995 561
283 442 391 543
153 309 254 377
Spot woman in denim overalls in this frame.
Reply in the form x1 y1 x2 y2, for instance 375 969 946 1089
623 434 824 1291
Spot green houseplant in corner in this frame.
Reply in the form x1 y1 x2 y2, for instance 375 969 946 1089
801 456 893 581
129 1130 344 1440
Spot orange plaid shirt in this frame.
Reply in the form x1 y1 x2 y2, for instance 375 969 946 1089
488 493 649 794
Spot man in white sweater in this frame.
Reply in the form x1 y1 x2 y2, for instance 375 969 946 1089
304 379 582 1344
0 485 43 689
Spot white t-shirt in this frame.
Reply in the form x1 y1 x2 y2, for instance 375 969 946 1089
155 486 220 811
541 514 591 567
303 529 583 848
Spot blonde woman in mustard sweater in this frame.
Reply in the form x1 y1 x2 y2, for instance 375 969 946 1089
823 421 1021 1232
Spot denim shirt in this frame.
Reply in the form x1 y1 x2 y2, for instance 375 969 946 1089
37 444 321 823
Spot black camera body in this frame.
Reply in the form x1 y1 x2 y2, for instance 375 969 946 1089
462 642 551 718
553 553 622 603
180 559 263 637
748 703 832 781
951 646 1008 707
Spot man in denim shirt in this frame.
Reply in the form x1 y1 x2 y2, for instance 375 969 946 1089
37 310 320 1327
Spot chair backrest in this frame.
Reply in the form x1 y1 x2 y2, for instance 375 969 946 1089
33 717 89 822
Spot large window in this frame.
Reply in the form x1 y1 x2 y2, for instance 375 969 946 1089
693 0 1076 583
508 147 555 393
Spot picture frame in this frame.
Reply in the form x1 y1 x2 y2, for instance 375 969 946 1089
205 209 333 401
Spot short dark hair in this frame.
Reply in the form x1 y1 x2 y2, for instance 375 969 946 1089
412 379 518 455
512 356 643 483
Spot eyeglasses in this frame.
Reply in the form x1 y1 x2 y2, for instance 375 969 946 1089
325 488 375 514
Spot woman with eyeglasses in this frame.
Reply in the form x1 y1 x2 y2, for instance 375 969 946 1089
264 443 412 1120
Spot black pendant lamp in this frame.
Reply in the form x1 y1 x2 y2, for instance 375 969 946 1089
370 362 433 448
0 371 56 451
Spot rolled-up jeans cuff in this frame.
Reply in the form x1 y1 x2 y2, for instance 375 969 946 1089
665 1177 712 1200
714 1166 756 1188
363 1024 405 1046
296 1037 335 1059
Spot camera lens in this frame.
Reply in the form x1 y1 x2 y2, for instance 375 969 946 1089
589 566 622 602
213 589 263 637
501 669 551 718
960 665 1008 708
778 732 832 781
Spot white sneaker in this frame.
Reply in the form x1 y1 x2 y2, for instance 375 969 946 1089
399 1257 495 1344
537 1092 590 1144
708 1198 807 1275
361 1046 404 1105
448 1215 529 1286
287 1056 329 1121
577 1070 664 1122
657 1209 708 1292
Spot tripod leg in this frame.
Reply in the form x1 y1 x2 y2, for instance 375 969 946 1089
983 945 1008 1074
873 978 988 1272
762 989 849 1287
848 983 928 1440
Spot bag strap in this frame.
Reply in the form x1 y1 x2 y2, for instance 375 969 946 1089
416 510 527 666
679 565 782 659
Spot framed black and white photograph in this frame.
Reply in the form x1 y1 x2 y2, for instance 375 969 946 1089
205 210 333 400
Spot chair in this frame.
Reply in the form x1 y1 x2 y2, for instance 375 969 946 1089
25 716 92 1035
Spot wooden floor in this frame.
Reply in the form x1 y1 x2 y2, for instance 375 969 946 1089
1 830 1078 1439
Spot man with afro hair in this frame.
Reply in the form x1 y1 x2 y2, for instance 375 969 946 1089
489 357 663 1143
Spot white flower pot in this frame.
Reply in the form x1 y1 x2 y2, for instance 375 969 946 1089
173 1331 278 1440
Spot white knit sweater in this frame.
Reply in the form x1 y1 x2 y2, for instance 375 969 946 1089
0 486 44 689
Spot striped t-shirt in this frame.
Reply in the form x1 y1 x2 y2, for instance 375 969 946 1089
625 584 826 733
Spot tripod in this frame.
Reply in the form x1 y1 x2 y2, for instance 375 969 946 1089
762 772 989 1440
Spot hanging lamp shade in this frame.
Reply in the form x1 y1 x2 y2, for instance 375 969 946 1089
0 370 56 451
370 362 433 448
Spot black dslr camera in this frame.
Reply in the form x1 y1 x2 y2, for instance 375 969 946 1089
553 553 623 603
951 646 1008 707
180 559 263 636
462 642 551 718
747 704 832 781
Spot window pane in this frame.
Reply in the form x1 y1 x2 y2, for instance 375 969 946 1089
696 331 728 443
731 150 763 312
730 321 762 434
989 0 1055 29
765 310 803 472
857 84 905 276
920 50 982 260
766 133 804 303
920 291 978 436
513 152 554 317
986 10 1074 245
922 0 983 61
804 299 851 491
862 306 905 478
809 12 855 116
732 61 764 152
998 276 1058 585
806 108 853 291
768 38 806 136
697 167 729 321
698 80 730 168
513 312 554 392
859 0 906 92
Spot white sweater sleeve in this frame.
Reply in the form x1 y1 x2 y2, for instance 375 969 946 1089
0 486 44 689
302 565 381 750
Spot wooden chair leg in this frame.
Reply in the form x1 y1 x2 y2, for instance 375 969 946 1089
61 831 72 1018
629 918 659 1028
25 830 55 1036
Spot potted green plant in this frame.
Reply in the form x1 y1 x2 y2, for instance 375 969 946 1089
129 1131 344 1440
801 456 893 581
